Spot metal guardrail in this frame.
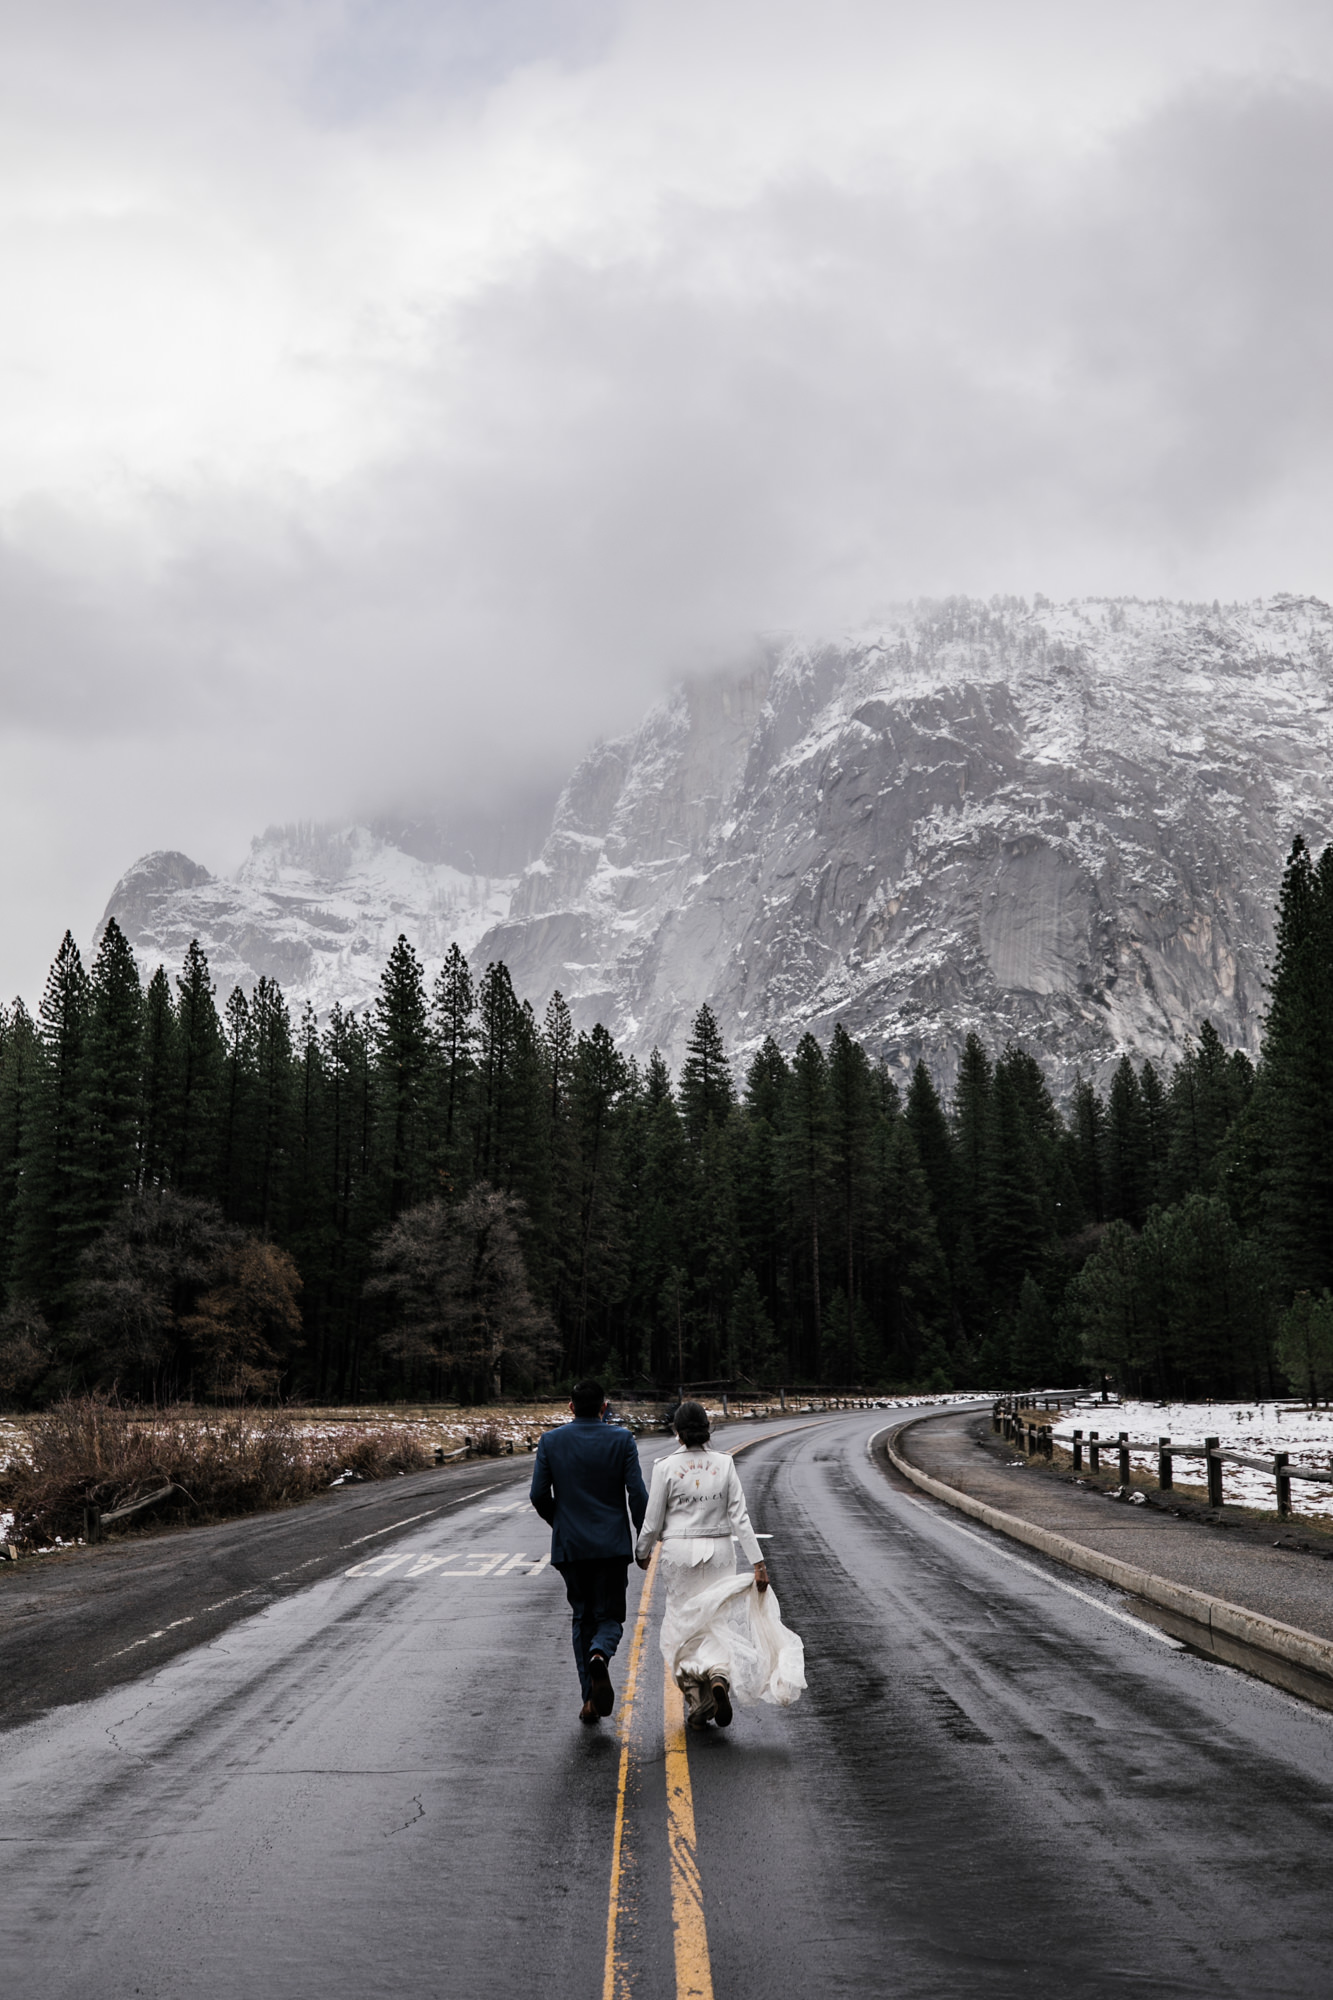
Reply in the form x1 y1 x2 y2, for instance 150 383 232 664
991 1400 1333 1519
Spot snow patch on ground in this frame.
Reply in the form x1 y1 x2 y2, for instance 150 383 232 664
1054 1400 1333 1519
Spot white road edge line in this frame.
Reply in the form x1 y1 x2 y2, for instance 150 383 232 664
866 1417 1182 1650
343 1507 444 1547
341 1482 510 1548
95 1482 521 1664
897 1492 1184 1648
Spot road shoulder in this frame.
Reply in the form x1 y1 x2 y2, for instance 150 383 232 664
886 1408 1333 1707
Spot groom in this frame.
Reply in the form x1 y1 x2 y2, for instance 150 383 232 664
530 1380 649 1725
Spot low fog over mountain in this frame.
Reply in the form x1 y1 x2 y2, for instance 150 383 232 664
100 595 1333 1087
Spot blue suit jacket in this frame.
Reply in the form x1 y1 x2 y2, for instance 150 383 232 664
530 1419 649 1564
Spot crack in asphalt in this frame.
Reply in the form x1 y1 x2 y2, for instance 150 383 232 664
385 1794 425 1836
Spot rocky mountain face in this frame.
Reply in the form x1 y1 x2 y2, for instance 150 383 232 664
475 595 1333 1087
100 596 1333 1088
100 824 512 1019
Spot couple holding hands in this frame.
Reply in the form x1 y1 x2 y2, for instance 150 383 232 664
530 1381 805 1729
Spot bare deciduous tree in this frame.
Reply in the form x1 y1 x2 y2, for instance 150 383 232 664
76 1189 303 1401
368 1183 555 1399
0 1299 54 1404
182 1238 303 1401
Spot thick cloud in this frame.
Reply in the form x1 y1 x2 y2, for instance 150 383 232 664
2 0 1332 997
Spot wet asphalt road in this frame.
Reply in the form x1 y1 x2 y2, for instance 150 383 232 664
3 1406 1333 1999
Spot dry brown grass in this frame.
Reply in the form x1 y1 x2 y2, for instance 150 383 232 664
466 1423 507 1456
0 1396 432 1547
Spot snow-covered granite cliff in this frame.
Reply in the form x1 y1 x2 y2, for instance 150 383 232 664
101 824 512 1018
101 597 1333 1084
476 595 1333 1083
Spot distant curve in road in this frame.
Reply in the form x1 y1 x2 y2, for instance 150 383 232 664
2 1408 1331 1999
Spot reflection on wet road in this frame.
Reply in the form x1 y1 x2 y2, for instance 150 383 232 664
2 1409 1332 1998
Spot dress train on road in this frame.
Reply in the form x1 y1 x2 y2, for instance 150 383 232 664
657 1540 806 1707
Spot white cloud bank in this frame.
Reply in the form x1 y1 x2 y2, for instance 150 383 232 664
2 0 1333 995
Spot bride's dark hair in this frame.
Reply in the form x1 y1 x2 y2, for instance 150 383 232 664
673 1400 711 1448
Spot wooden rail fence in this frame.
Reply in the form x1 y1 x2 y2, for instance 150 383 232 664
82 1482 190 1544
991 1397 1333 1519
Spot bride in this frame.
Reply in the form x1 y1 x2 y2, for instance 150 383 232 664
635 1400 806 1729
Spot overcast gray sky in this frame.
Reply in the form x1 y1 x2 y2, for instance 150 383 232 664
2 0 1332 1001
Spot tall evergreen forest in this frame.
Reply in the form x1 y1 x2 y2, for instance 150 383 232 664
1 838 1330 1407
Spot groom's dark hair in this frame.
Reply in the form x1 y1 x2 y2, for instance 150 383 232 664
571 1379 605 1418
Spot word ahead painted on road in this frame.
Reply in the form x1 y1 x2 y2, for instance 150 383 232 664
344 1550 551 1580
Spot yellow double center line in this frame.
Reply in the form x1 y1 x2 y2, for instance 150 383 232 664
603 1425 818 1998
602 1546 664 2000
663 1658 713 1999
602 1544 714 2000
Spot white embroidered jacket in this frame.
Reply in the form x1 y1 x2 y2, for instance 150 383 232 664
635 1446 763 1567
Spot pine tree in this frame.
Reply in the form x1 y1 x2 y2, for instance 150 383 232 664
827 1024 878 1335
537 990 580 1342
1138 1060 1168 1207
983 1056 1047 1300
323 1005 376 1398
670 1007 738 1378
568 1024 630 1375
217 987 255 1222
952 1034 994 1233
904 1059 955 1244
917 1329 954 1393
139 967 180 1191
432 942 476 1176
1008 1272 1066 1388
625 1069 690 1385
686 1116 742 1380
543 991 575 1131
475 961 523 1186
1256 837 1333 1297
78 919 144 1240
1275 1291 1333 1405
644 1047 674 1109
727 1268 778 1383
1144 1192 1269 1398
743 1037 788 1124
174 941 222 1194
1162 1021 1242 1202
1067 1218 1145 1393
1103 1055 1149 1226
507 997 553 1222
287 1003 335 1395
1066 1076 1106 1225
679 1004 734 1146
821 1287 854 1382
250 977 294 1234
994 1045 1064 1236
374 936 432 1220
876 1115 949 1380
735 1050 786 1347
0 1000 39 1296
781 1033 831 1372
12 933 90 1314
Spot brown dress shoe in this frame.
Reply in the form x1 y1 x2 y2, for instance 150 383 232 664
589 1652 615 1716
580 1698 600 1725
683 1675 716 1729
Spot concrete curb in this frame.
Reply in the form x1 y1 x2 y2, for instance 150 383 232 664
886 1415 1333 1689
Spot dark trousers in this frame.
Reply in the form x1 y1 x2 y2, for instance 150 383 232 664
555 1558 629 1699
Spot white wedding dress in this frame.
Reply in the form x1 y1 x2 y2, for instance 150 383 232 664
636 1444 806 1707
